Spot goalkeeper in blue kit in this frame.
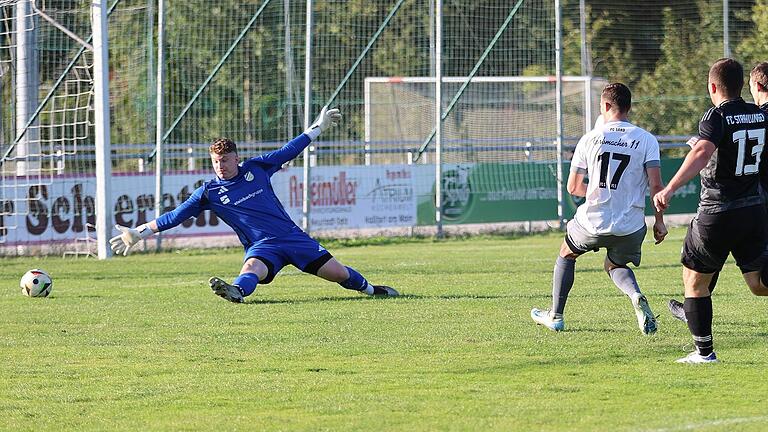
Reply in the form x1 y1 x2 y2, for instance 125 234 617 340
109 107 399 303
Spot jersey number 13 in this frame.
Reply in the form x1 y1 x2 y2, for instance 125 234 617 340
734 128 765 176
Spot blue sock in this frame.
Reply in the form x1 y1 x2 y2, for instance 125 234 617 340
233 273 259 297
339 267 370 292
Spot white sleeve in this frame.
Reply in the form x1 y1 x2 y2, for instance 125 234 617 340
644 133 661 165
593 114 604 130
570 136 589 172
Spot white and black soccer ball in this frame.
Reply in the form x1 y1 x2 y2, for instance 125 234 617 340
20 269 53 297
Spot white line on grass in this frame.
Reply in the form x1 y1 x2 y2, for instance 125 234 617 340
643 415 768 432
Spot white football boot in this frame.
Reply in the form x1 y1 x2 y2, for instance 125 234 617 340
676 351 718 364
530 308 565 332
631 293 658 335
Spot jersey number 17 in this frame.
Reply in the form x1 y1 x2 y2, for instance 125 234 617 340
597 152 631 189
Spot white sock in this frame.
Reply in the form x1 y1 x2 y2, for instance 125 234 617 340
362 283 374 295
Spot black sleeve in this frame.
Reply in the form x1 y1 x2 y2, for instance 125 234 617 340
698 108 725 147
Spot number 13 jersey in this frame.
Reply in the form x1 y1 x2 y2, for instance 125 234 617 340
571 120 660 235
694 97 768 214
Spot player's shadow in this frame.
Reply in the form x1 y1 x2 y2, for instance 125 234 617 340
403 293 517 300
241 293 519 304
563 326 625 334
245 296 383 305
574 262 683 274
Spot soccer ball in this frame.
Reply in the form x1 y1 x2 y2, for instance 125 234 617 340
20 269 53 297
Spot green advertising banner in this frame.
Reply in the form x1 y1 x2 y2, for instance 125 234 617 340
416 158 700 225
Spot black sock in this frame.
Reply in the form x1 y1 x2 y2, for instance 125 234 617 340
683 296 713 356
552 256 576 315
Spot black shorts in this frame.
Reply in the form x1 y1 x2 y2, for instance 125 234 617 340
682 205 768 274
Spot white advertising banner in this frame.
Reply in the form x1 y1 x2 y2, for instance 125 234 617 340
0 165 417 246
276 165 417 230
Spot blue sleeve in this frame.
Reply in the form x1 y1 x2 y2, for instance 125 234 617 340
249 133 311 175
156 185 207 231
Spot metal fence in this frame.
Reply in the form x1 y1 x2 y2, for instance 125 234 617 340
0 0 762 256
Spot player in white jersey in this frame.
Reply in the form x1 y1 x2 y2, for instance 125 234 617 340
593 113 604 130
531 83 668 335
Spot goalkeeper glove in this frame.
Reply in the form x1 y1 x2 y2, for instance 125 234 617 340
109 224 154 256
304 105 342 139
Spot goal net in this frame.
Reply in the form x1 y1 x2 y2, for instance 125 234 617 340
0 0 98 253
364 76 606 165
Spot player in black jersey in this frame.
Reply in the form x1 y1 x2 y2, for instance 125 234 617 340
654 58 768 364
749 62 768 207
749 62 768 114
667 62 768 324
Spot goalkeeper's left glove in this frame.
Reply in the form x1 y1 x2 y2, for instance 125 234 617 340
109 224 154 256
304 105 342 139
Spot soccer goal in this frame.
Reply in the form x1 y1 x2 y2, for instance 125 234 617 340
363 76 607 165
0 0 112 257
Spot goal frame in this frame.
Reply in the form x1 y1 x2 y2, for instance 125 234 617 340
363 75 602 164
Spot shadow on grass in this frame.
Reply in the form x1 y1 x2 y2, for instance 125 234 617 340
241 292 523 305
574 262 684 274
244 295 373 305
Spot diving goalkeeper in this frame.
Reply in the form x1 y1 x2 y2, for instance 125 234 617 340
109 107 399 303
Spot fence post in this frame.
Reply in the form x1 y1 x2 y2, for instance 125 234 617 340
284 0 295 139
555 0 565 229
434 0 443 238
154 0 165 250
302 0 314 234
723 0 730 57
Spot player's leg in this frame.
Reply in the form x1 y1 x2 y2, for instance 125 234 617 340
287 232 398 297
315 258 399 297
676 212 727 363
732 204 768 296
677 268 718 363
604 226 656 335
668 271 718 323
742 270 768 296
235 257 270 295
209 242 283 303
531 220 589 331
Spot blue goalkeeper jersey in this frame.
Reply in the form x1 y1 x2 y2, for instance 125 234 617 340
156 133 311 245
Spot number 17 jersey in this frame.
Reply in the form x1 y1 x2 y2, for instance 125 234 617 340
571 120 660 236
694 97 767 214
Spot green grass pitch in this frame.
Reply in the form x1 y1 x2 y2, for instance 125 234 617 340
1 227 767 431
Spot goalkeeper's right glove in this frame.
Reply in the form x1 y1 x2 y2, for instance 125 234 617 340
109 224 154 256
304 105 342 139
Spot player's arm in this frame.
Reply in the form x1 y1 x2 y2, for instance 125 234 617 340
567 169 587 197
255 106 342 170
654 108 722 212
567 136 589 197
653 140 715 212
109 186 206 256
646 164 668 243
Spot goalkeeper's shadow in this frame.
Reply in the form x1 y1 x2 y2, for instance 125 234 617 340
241 293 517 305
244 295 390 305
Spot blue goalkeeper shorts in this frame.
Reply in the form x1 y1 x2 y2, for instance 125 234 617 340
243 231 333 284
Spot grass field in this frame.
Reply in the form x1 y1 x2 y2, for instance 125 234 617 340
2 227 767 431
